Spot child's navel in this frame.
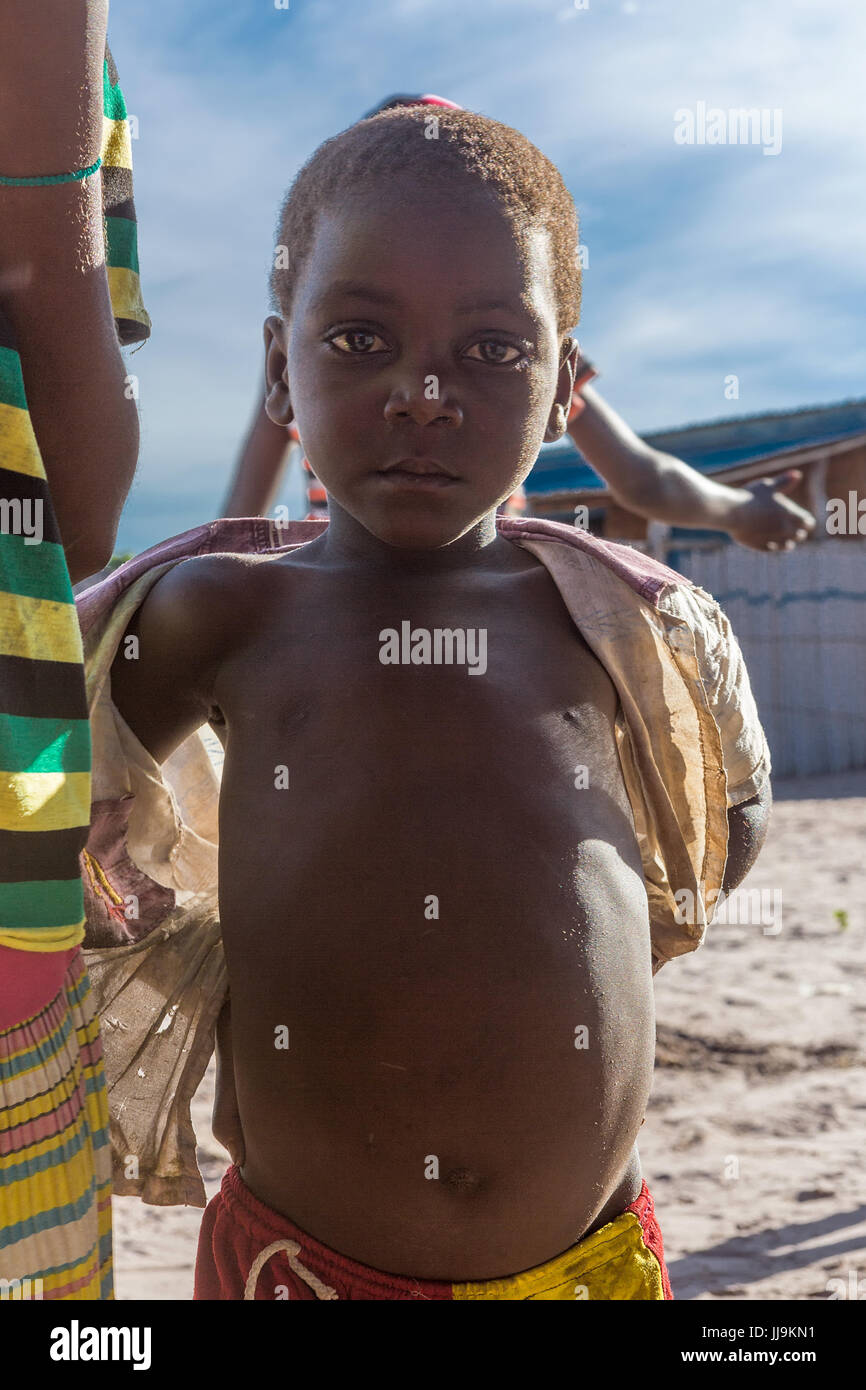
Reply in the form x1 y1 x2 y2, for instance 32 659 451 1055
442 1166 483 1195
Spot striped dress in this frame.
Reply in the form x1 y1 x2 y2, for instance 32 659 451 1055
0 47 149 1300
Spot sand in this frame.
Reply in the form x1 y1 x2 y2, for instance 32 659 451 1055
111 768 866 1300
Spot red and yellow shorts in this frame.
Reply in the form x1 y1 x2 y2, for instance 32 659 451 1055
195 1165 672 1301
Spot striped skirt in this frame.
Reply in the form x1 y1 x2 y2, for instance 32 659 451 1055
0 948 113 1299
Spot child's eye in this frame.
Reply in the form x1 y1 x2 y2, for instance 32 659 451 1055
327 329 389 354
464 340 526 365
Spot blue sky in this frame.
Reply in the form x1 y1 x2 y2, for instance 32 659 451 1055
108 0 866 553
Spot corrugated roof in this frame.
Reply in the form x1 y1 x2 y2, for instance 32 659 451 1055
528 397 866 496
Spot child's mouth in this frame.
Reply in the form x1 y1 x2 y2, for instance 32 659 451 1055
377 459 459 491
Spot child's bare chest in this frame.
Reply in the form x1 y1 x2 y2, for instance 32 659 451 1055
211 559 654 1267
213 559 647 956
214 560 632 853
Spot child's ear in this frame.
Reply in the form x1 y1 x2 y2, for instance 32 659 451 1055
543 336 580 443
263 315 295 428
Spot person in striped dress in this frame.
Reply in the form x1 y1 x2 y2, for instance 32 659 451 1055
0 1 148 1300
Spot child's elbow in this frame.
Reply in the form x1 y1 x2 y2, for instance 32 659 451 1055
63 426 139 584
64 489 130 585
723 780 773 893
66 536 116 587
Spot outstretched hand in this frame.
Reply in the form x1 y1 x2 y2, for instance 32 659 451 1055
728 469 817 552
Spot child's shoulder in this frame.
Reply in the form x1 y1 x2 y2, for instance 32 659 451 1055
149 547 265 603
166 547 274 587
109 549 284 763
136 550 274 662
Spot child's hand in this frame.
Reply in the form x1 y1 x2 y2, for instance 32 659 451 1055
727 470 817 552
0 0 109 178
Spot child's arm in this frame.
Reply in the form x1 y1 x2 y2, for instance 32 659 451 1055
109 556 241 764
0 1 139 582
569 384 816 552
220 392 291 518
212 998 245 1165
110 559 250 1167
722 782 772 893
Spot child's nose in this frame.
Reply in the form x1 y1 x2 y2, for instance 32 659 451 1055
383 379 463 428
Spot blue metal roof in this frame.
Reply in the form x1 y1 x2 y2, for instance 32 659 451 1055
527 398 866 495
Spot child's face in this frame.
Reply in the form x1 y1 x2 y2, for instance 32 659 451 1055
264 178 577 550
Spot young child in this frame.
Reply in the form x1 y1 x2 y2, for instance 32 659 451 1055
99 105 771 1299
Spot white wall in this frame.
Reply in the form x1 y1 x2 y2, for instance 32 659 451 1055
669 541 866 778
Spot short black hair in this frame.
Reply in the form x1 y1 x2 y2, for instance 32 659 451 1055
270 106 581 335
360 93 437 118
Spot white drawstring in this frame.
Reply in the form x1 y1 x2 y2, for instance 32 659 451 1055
243 1239 339 1300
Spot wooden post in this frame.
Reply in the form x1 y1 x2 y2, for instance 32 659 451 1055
807 454 829 536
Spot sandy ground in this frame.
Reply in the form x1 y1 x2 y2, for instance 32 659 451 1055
112 768 866 1300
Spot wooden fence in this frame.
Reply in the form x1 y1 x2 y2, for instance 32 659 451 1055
668 540 866 778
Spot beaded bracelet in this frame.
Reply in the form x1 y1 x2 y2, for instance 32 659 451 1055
0 157 102 187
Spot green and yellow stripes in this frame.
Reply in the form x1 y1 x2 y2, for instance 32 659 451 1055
0 713 90 774
0 428 80 659
0 590 84 664
0 534 75 605
103 57 128 124
102 116 132 173
101 49 150 340
104 214 139 275
0 879 85 935
0 770 90 834
103 53 131 171
0 709 90 844
104 213 150 330
0 346 46 480
0 401 42 479
106 267 149 334
0 717 87 778
0 344 29 413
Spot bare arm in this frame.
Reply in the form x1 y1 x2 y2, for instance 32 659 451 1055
0 1 139 582
112 558 249 1162
109 557 240 765
569 385 815 552
722 781 772 895
212 998 245 1165
220 392 292 518
652 781 772 977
